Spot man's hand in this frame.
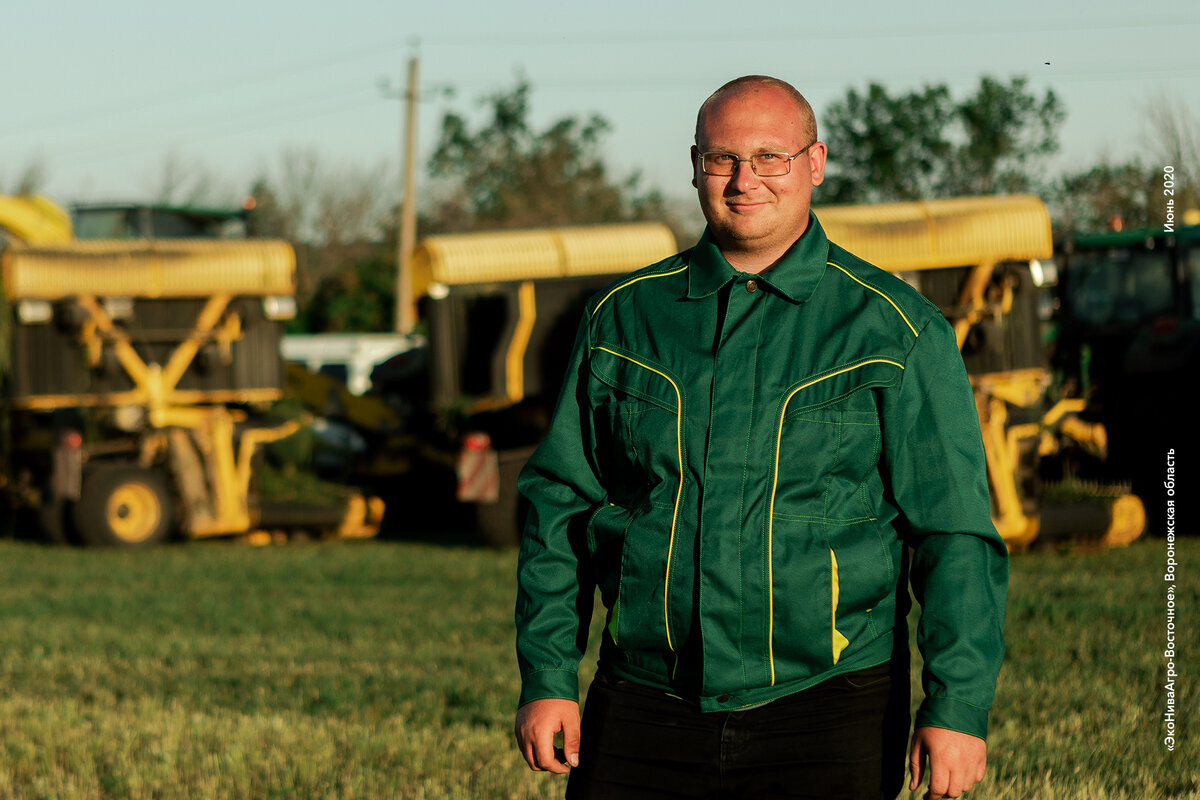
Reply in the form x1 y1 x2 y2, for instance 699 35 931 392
514 698 581 774
908 726 987 799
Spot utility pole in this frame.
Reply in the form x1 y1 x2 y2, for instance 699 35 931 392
387 56 420 334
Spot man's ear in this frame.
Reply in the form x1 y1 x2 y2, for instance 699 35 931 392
807 142 828 187
690 145 700 189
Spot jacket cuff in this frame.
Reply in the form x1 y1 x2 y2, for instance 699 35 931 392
915 695 991 740
518 668 580 708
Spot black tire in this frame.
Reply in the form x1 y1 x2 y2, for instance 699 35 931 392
73 466 174 547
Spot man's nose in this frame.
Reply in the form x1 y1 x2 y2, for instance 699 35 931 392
732 159 761 192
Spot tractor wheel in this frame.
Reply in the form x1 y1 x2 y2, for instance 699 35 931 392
73 467 174 547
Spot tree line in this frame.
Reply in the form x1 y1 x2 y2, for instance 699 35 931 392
247 77 678 333
274 75 1194 332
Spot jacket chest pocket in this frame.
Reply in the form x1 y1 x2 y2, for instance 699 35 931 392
588 346 682 507
771 362 898 525
775 402 881 523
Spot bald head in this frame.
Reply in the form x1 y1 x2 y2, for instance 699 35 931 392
695 75 817 147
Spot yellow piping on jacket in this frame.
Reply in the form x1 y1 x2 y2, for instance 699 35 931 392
831 549 849 663
588 263 689 653
593 346 684 654
828 261 919 337
591 264 689 318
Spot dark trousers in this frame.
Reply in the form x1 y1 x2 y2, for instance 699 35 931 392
566 662 909 800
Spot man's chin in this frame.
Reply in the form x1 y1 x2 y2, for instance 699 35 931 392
715 213 809 245
719 225 770 244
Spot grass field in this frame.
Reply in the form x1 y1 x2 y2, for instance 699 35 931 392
0 534 1194 799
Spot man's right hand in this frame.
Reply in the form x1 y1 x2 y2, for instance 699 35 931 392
514 698 581 773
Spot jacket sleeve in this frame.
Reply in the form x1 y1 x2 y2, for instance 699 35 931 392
514 314 605 708
882 314 1009 740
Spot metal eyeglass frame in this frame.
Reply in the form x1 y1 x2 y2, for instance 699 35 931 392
698 140 817 177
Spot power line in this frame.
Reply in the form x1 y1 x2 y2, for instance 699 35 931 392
2 38 408 141
15 16 1200 188
51 92 387 172
10 16 1198 141
414 16 1200 46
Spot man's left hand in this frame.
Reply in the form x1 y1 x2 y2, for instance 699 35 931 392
908 726 987 799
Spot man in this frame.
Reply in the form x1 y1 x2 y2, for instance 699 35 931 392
514 75 1008 800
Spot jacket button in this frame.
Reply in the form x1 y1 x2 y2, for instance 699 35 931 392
717 694 731 703
745 279 758 293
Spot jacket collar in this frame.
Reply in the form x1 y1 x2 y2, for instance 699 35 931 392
686 211 830 304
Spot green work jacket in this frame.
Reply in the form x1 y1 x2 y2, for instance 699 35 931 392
515 212 1008 739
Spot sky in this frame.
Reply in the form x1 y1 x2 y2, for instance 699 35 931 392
5 0 1199 226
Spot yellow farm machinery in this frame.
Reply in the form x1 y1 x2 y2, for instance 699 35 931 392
286 201 1142 549
4 188 1140 550
0 195 381 546
818 194 1145 549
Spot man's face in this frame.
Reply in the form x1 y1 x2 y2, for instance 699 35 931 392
691 86 827 270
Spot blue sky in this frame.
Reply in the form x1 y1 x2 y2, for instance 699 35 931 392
5 0 1198 216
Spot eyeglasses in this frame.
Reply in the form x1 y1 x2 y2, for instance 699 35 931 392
698 141 817 177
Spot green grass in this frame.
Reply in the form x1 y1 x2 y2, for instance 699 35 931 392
975 540 1199 800
0 536 1194 799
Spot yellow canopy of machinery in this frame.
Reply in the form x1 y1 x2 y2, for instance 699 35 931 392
815 194 1053 270
4 239 295 299
410 222 678 296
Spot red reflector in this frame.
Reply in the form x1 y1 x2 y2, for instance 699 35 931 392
463 432 492 452
456 434 499 502
64 431 83 449
1152 316 1179 335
